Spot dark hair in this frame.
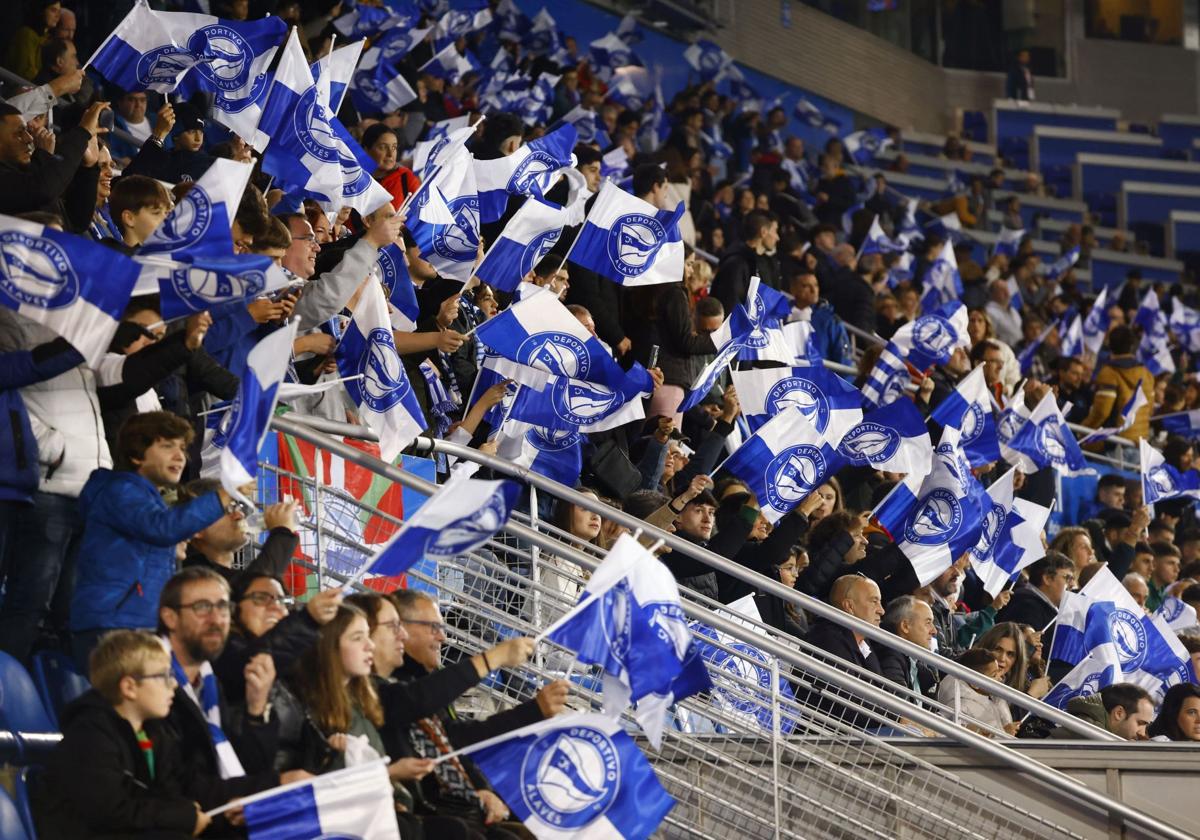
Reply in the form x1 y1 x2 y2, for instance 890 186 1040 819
1100 683 1153 719
807 510 859 554
344 592 389 633
1147 683 1200 741
1164 435 1195 470
1150 539 1182 559
741 210 774 243
110 175 172 233
695 296 724 319
683 490 718 510
236 182 270 240
1108 325 1135 355
957 648 998 673
116 410 195 470
390 588 436 619
157 566 231 633
573 144 602 167
632 163 666 198
250 216 292 252
40 37 70 71
360 123 398 151
623 490 671 520
0 102 20 120
16 210 64 228
1027 551 1074 588
969 339 1001 365
1181 584 1200 607
1097 474 1126 492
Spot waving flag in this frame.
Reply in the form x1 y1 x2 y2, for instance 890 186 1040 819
352 468 520 583
475 292 653 393
793 98 841 134
1005 391 1093 476
1157 596 1198 631
510 425 583 486
419 42 478 82
433 3 492 45
1170 300 1200 353
836 397 933 476
1041 246 1081 280
1043 644 1124 711
476 198 567 293
920 239 962 311
407 147 481 283
843 128 891 165
545 534 711 746
691 614 798 735
375 244 419 331
334 4 405 38
559 105 598 143
859 216 901 256
349 44 418 116
862 302 969 408
86 1 201 93
238 760 399 839
721 407 843 524
507 370 649 433
141 154 252 259
589 32 640 70
930 366 1001 467
677 304 754 413
570 182 684 288
736 276 796 365
316 39 365 112
375 23 431 65
413 119 475 179
1160 410 1200 439
1079 387 1149 446
474 124 577 222
1081 286 1110 356
1141 438 1200 504
732 366 862 443
219 321 298 503
993 227 1025 259
683 39 734 81
970 469 1053 597
467 713 674 840
335 282 426 462
1017 323 1054 375
0 215 140 364
873 436 984 586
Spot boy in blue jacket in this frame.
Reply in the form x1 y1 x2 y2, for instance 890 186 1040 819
70 411 233 667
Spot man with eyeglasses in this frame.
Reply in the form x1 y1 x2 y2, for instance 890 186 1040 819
158 566 313 818
182 477 301 585
997 551 1077 636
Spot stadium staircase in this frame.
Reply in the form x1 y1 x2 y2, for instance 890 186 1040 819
253 413 1197 840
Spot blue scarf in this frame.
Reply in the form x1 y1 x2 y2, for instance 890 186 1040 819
169 649 245 780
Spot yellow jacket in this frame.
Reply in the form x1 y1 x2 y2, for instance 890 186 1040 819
1081 357 1153 443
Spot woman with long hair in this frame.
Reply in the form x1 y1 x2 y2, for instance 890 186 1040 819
1148 683 1200 741
546 488 603 599
361 124 421 209
974 622 1049 699
1049 527 1098 574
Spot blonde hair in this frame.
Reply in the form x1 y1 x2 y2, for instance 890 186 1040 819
89 630 170 705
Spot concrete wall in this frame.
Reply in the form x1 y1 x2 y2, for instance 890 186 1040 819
714 1 1199 135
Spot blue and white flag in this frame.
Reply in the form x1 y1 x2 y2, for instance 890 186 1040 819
544 534 710 747
737 276 796 365
350 45 418 116
413 119 475 180
1141 438 1200 505
1043 643 1124 711
476 198 567 293
144 156 253 259
836 397 933 476
468 712 675 840
334 3 406 38
475 291 652 392
1081 286 1110 356
144 255 286 322
589 32 640 70
721 407 843 524
86 1 201 93
569 182 684 288
920 239 962 311
1078 386 1148 446
993 227 1025 259
474 124 577 222
507 370 648 433
1041 245 1080 280
966 467 1013 584
1006 391 1094 476
419 42 478 82
859 216 900 256
511 425 583 487
1159 409 1200 439
1157 596 1198 631
677 304 754 413
407 147 482 283
843 128 891 165
312 38 363 114
1169 300 1200 353
375 243 419 331
862 302 969 408
873 437 984 586
691 616 797 736
601 146 631 180
969 469 1053 597
239 760 399 840
559 105 598 143
375 24 431 67
731 365 863 444
1017 323 1054 375
793 97 841 134
524 7 563 56
0 214 140 364
335 281 426 462
219 321 298 503
1058 313 1084 359
683 39 734 81
355 467 520 581
433 3 492 45
929 366 1001 467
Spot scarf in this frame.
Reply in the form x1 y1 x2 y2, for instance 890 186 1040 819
169 650 246 780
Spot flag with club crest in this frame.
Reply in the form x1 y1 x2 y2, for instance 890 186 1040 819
731 366 862 444
507 370 650 433
683 39 735 81
677 304 754 413
1081 286 1110 356
350 44 418 116
1005 391 1094 477
861 302 969 408
569 182 685 288
406 147 482 283
1041 246 1080 280
474 124 577 222
238 760 399 840
920 239 962 311
736 276 796 365
929 366 1001 467
375 243 419 332
476 198 568 293
835 397 933 476
969 468 1053 598
419 42 479 82
1141 438 1200 505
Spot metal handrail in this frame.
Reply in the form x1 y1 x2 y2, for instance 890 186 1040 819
269 414 1194 840
274 413 1112 741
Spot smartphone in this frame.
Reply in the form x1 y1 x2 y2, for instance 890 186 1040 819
98 108 115 132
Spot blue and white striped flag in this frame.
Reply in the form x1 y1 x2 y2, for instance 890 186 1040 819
677 304 754 413
1005 391 1094 477
738 276 795 365
0 214 140 364
418 42 479 82
1157 596 1198 631
1017 323 1054 375
1041 245 1080 280
86 2 201 93
374 25 431 67
731 366 863 443
1170 300 1200 353
476 198 567 293
1059 314 1084 359
1081 286 1110 356
836 397 933 476
683 39 734 80
512 426 583 487
474 124 577 223
1141 438 1200 505
507 370 649 433
407 147 482 283
335 281 426 461
843 128 890 165
1043 643 1124 711
333 3 405 38
859 216 901 256
240 760 399 839
1159 409 1200 439
433 3 492 45
569 182 685 287
969 468 1052 598
721 407 843 524
929 365 1000 467
376 244 419 332
919 239 962 311
589 31 640 70
219 321 298 504
558 105 598 143
862 302 969 408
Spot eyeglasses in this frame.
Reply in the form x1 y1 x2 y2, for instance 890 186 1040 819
172 599 232 616
293 234 317 242
135 671 177 688
403 619 448 635
378 620 405 635
242 592 293 608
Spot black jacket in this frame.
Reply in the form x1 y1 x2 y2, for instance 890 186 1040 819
660 503 756 600
995 585 1057 632
718 511 808 604
828 269 876 336
710 243 778 316
32 690 198 839
183 526 301 588
650 284 717 389
803 617 886 729
0 124 98 232
565 262 625 349
877 643 938 699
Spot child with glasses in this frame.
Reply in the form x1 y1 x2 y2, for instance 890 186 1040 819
32 629 210 838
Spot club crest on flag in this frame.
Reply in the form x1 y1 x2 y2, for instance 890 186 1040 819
600 584 634 662
525 426 582 452
137 46 196 87
0 231 78 309
970 500 1006 564
1161 597 1189 625
837 422 900 463
766 445 826 513
609 213 667 276
209 392 241 451
150 186 213 252
187 25 263 96
960 402 986 445
521 228 561 274
433 195 481 260
360 328 412 411
1036 418 1068 463
521 726 621 826
519 332 590 378
765 377 829 431
709 638 775 706
1108 609 1148 669
428 490 512 556
509 151 560 193
912 313 957 357
905 489 964 545
551 379 623 424
293 86 340 162
169 266 266 311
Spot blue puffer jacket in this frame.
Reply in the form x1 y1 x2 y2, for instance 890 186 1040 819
809 301 852 367
0 338 84 503
70 470 224 632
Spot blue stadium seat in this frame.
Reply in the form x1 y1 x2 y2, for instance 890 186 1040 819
961 111 988 143
30 651 90 728
0 652 56 735
0 784 32 840
13 767 38 839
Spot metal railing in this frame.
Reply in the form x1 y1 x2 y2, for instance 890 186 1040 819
265 415 1197 840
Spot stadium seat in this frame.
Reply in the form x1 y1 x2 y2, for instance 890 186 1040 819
0 652 56 735
30 651 90 728
13 767 38 839
0 785 31 840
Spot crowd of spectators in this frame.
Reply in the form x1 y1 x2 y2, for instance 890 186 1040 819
0 0 1199 836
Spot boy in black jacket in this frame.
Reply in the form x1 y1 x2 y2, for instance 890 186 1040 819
33 629 207 839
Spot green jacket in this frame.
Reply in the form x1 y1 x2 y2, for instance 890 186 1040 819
1049 694 1109 738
